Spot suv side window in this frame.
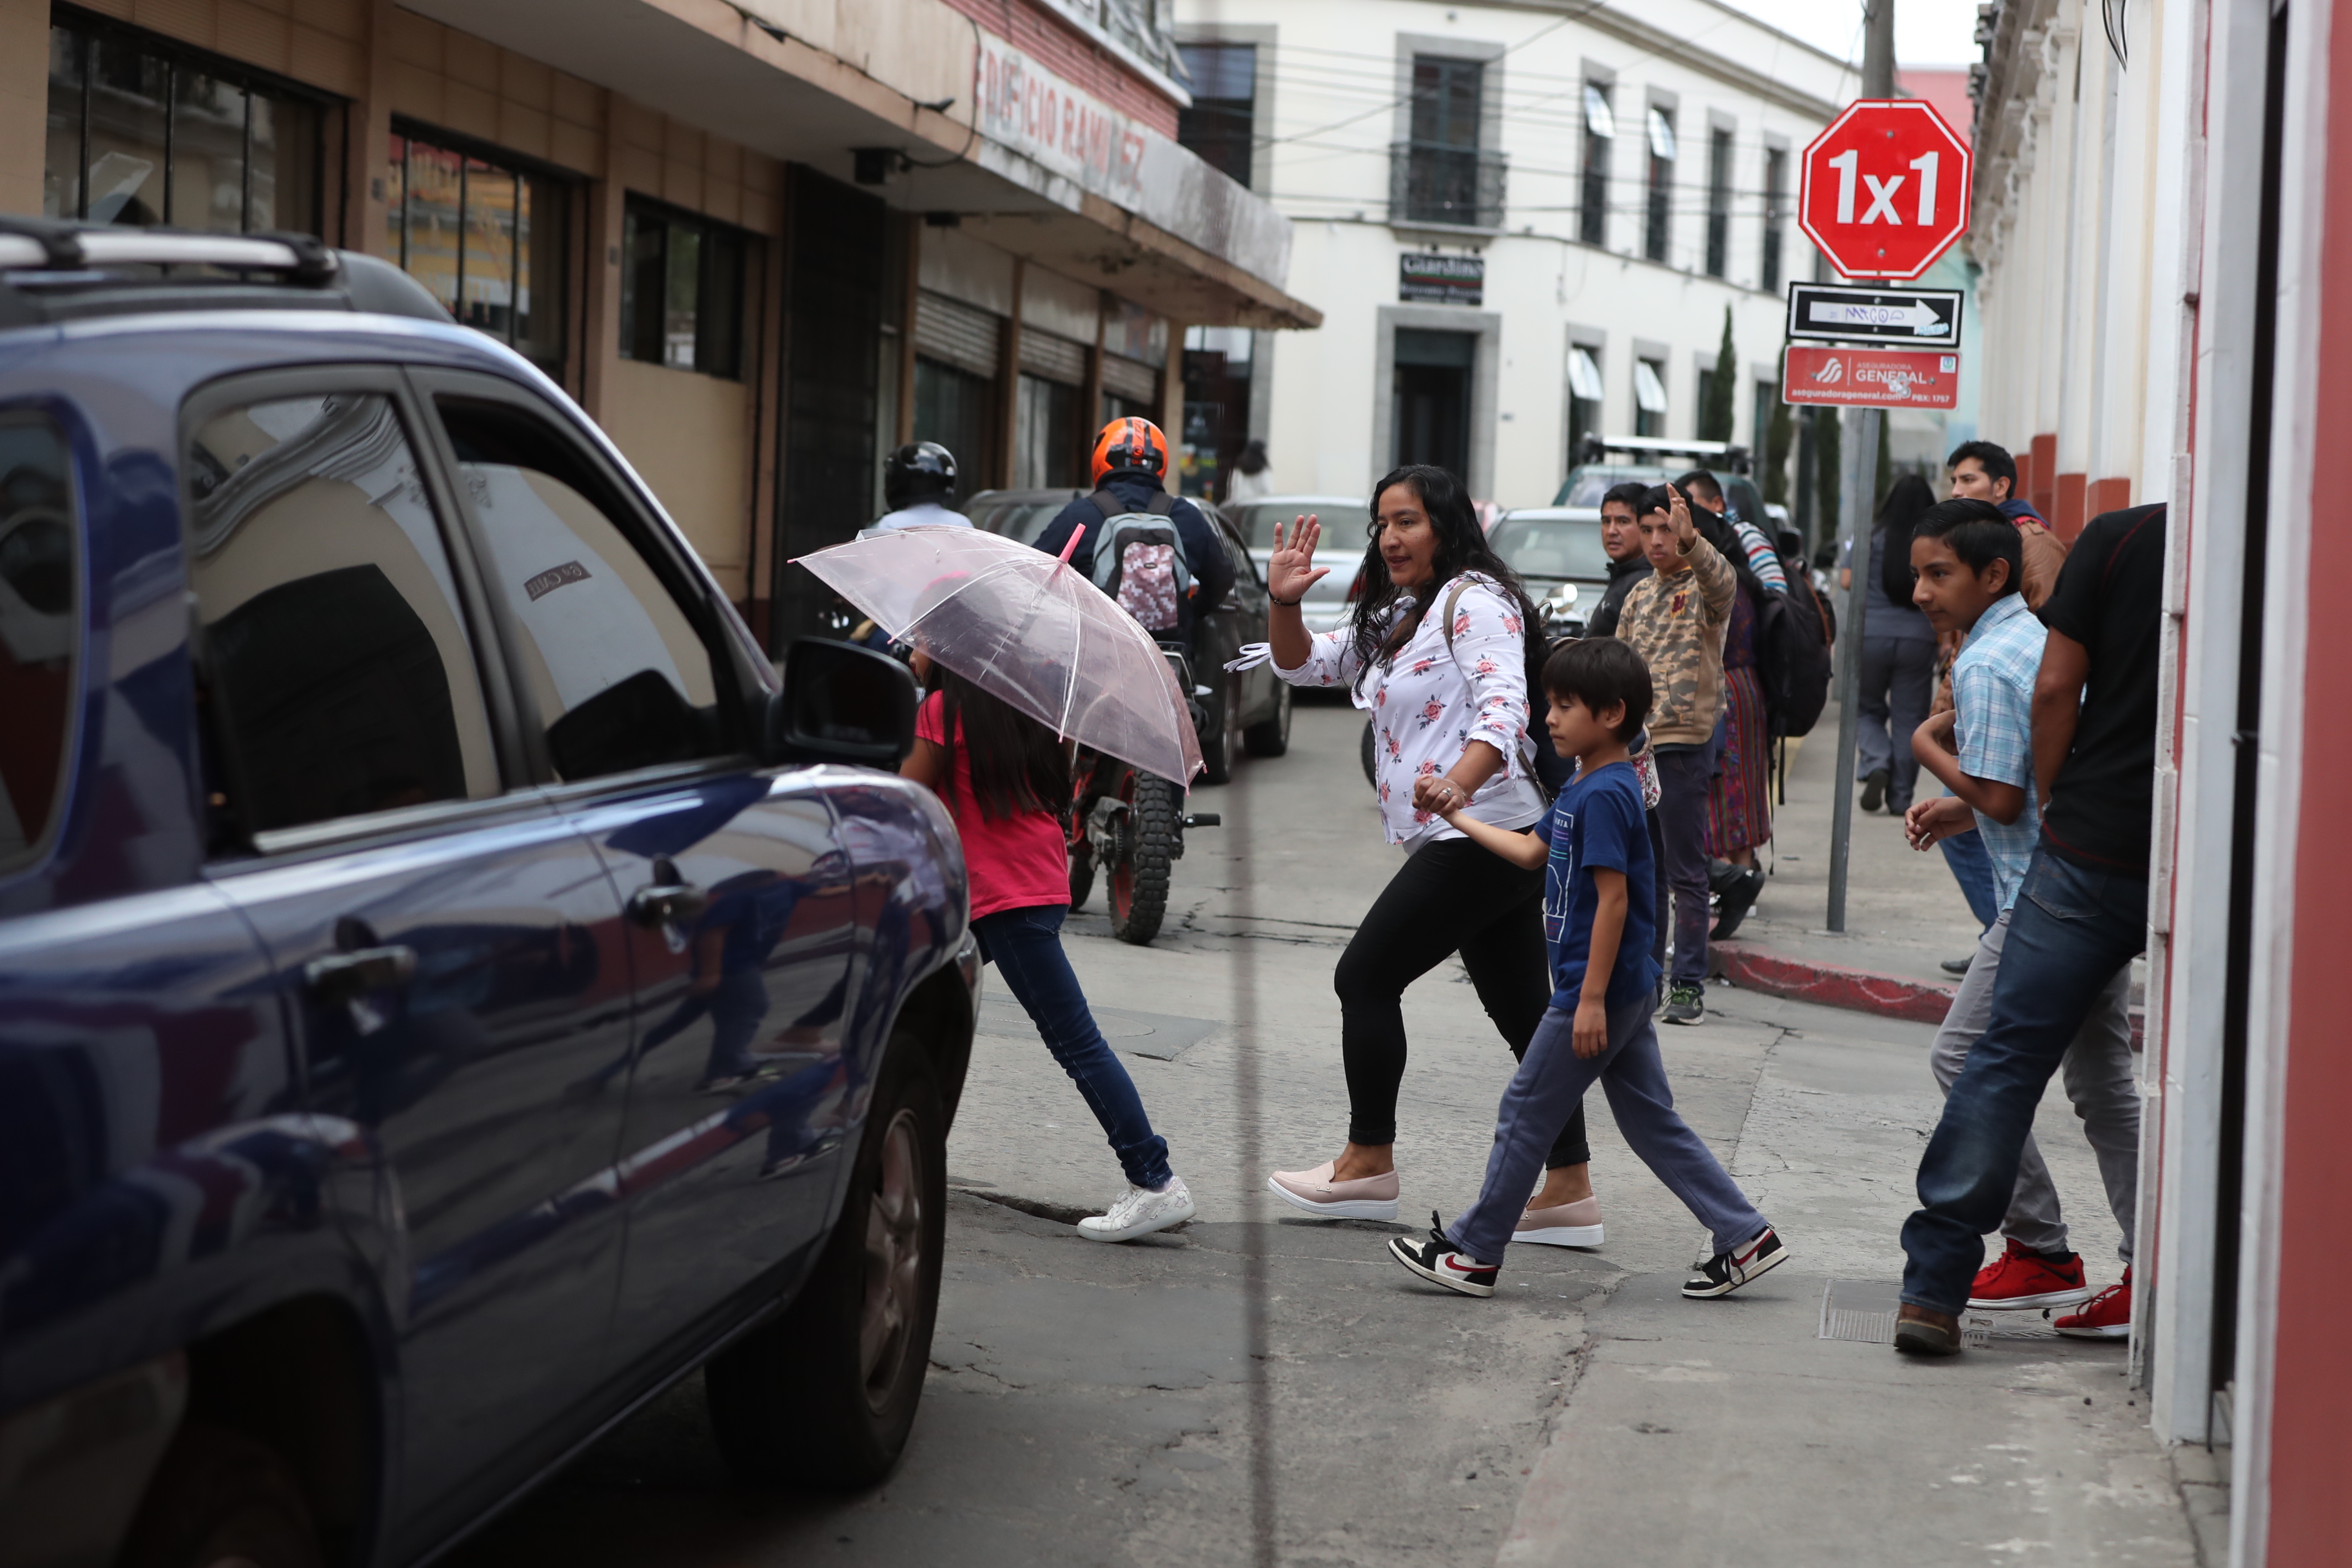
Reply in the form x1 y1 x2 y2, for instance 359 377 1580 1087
187 393 500 839
431 397 730 782
0 420 77 867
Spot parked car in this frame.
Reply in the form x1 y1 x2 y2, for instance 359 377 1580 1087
1219 493 1368 640
1487 507 1609 635
965 487 1288 783
0 222 979 1568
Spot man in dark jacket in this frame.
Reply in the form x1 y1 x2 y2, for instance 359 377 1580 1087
1034 416 1234 652
1578 480 1654 639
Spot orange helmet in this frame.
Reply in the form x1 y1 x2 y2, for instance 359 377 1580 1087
1090 416 1169 485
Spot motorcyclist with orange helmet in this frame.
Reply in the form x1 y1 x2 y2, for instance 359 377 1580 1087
1033 417 1235 652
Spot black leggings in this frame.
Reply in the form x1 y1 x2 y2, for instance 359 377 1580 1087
1333 837 1591 1168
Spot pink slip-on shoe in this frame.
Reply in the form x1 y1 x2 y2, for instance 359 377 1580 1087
1514 1197 1604 1248
1266 1161 1400 1220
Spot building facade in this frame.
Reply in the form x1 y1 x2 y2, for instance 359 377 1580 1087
1969 1 2351 1562
3 0 1318 642
1172 0 1852 509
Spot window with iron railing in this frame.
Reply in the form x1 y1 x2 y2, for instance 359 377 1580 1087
1177 42 1255 188
1579 83 1613 246
1762 146 1788 293
1705 126 1732 278
1394 55 1504 228
1644 106 1676 264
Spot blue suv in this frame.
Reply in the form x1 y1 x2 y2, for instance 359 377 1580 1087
0 222 977 1568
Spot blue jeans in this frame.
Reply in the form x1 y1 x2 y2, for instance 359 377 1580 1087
1900 848 2146 1314
972 904 1173 1190
1654 745 1715 984
1939 828 2000 933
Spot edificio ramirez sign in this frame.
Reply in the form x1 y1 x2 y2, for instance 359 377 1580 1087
976 34 1147 208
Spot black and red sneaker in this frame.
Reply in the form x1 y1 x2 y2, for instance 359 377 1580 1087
1968 1239 2092 1311
1388 1211 1498 1298
1682 1226 1790 1297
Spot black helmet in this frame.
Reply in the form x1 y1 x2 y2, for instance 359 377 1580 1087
884 442 957 508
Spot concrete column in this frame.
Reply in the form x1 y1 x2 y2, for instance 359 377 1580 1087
580 89 627 427
344 0 400 256
0 0 50 217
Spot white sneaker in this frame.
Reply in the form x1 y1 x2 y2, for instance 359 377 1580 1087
1077 1176 1197 1242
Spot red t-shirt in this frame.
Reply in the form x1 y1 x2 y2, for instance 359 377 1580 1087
917 691 1070 919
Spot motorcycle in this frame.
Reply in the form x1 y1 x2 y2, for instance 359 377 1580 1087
1066 642 1220 946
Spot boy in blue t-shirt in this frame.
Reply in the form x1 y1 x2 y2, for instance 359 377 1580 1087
1388 639 1790 1299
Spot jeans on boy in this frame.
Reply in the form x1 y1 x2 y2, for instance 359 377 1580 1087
1449 994 1765 1267
1927 906 2139 1262
1652 744 1716 985
974 904 1173 1191
1901 848 2148 1314
1939 827 2001 932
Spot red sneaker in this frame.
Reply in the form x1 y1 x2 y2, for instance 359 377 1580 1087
1967 1238 2092 1311
2055 1269 2132 1339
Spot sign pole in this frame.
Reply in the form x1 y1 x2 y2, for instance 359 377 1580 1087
1825 405 1878 933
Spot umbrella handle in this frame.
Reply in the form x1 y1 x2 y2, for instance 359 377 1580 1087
1056 524 1086 567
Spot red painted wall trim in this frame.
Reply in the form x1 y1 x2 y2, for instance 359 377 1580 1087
2087 476 2132 516
2029 432 2057 519
942 0 1182 136
2268 0 2352 1556
2054 470 2087 540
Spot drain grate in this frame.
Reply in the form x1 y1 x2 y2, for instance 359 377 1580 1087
1818 1279 2064 1347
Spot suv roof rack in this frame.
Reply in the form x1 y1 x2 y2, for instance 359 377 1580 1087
1572 435 1751 473
0 217 452 332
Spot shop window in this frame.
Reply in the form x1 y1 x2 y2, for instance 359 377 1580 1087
912 357 996 505
1177 43 1256 188
1014 375 1081 490
621 198 747 380
390 129 569 375
44 15 322 235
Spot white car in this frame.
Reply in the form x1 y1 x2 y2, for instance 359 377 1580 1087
1487 506 1611 635
1219 493 1371 638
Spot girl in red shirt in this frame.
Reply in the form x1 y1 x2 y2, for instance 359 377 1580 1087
901 658 1195 1242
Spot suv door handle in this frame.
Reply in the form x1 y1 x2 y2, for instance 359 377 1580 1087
304 945 417 1004
627 881 709 928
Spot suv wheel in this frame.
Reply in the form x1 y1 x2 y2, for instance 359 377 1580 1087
121 1426 320 1568
706 1037 946 1489
1199 686 1242 785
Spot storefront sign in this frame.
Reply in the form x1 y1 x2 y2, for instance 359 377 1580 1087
1780 345 1959 409
1398 253 1484 306
975 34 1147 208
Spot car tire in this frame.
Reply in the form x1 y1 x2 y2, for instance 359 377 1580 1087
1068 840 1096 909
1360 718 1377 789
1199 685 1242 785
705 1036 947 1491
119 1425 321 1568
1242 682 1291 757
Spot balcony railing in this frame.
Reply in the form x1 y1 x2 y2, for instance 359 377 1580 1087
1389 142 1507 230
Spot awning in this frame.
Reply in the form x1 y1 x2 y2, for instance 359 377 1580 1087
1648 106 1678 162
397 0 1320 331
1634 359 1669 413
1569 347 1605 403
1583 84 1616 141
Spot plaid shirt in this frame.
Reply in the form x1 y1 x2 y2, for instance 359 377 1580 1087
1951 591 2046 911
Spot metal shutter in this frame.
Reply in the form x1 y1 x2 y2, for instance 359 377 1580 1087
1101 351 1158 404
1019 328 1088 385
914 289 1000 377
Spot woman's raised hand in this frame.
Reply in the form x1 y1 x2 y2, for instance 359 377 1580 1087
1268 514 1331 606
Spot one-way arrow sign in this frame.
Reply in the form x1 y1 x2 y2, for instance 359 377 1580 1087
1785 282 1964 344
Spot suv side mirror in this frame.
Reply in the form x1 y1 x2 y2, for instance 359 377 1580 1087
769 636 917 769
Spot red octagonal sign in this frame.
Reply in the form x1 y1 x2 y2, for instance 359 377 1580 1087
1799 99 1973 281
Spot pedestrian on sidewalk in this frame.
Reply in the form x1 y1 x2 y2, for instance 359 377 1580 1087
1676 471 1775 939
1578 480 1654 640
1894 502 2167 1356
1897 500 2138 1322
900 654 1197 1243
1226 438 1273 504
1613 483 1736 1025
1387 638 1789 1300
1259 467 1601 1244
1845 475 1939 816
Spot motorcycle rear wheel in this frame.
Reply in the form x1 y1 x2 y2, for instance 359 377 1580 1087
1107 771 1177 946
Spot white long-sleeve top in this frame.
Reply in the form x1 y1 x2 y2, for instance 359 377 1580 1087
1273 571 1547 847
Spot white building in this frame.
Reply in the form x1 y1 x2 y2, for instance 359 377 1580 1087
1175 0 1854 507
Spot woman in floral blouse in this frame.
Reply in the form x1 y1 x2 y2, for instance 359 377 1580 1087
1258 466 1602 1248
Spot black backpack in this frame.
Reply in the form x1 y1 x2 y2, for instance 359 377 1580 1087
1755 572 1834 740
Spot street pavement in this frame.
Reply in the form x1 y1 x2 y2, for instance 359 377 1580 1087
448 698 2204 1567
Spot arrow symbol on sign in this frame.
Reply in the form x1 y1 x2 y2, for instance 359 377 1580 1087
1807 298 1951 336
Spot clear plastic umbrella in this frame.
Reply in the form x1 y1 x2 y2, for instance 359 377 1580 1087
792 525 1203 785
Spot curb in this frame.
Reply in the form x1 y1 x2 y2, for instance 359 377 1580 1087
1710 940 1957 1026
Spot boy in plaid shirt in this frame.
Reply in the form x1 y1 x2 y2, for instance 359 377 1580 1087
1899 500 2139 1330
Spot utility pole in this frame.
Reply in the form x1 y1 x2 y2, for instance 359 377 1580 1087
1825 0 1896 934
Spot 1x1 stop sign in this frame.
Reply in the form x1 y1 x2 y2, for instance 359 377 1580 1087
1799 99 1973 280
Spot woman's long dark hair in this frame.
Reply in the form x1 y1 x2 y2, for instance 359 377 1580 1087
927 665 1070 823
1346 464 1542 692
1876 472 1940 607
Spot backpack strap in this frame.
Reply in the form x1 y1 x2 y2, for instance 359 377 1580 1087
1089 487 1176 520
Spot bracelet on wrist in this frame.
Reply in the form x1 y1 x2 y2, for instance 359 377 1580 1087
1269 592 1303 608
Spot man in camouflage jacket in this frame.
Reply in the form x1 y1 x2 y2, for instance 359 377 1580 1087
1612 483 1736 1024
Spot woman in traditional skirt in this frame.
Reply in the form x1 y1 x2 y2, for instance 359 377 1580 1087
1705 571 1773 938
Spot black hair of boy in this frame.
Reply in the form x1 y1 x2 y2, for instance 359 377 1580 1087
1672 469 1725 508
1600 479 1652 513
1542 637 1655 742
1945 439 2019 493
1911 498 2023 594
1638 483 1674 518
